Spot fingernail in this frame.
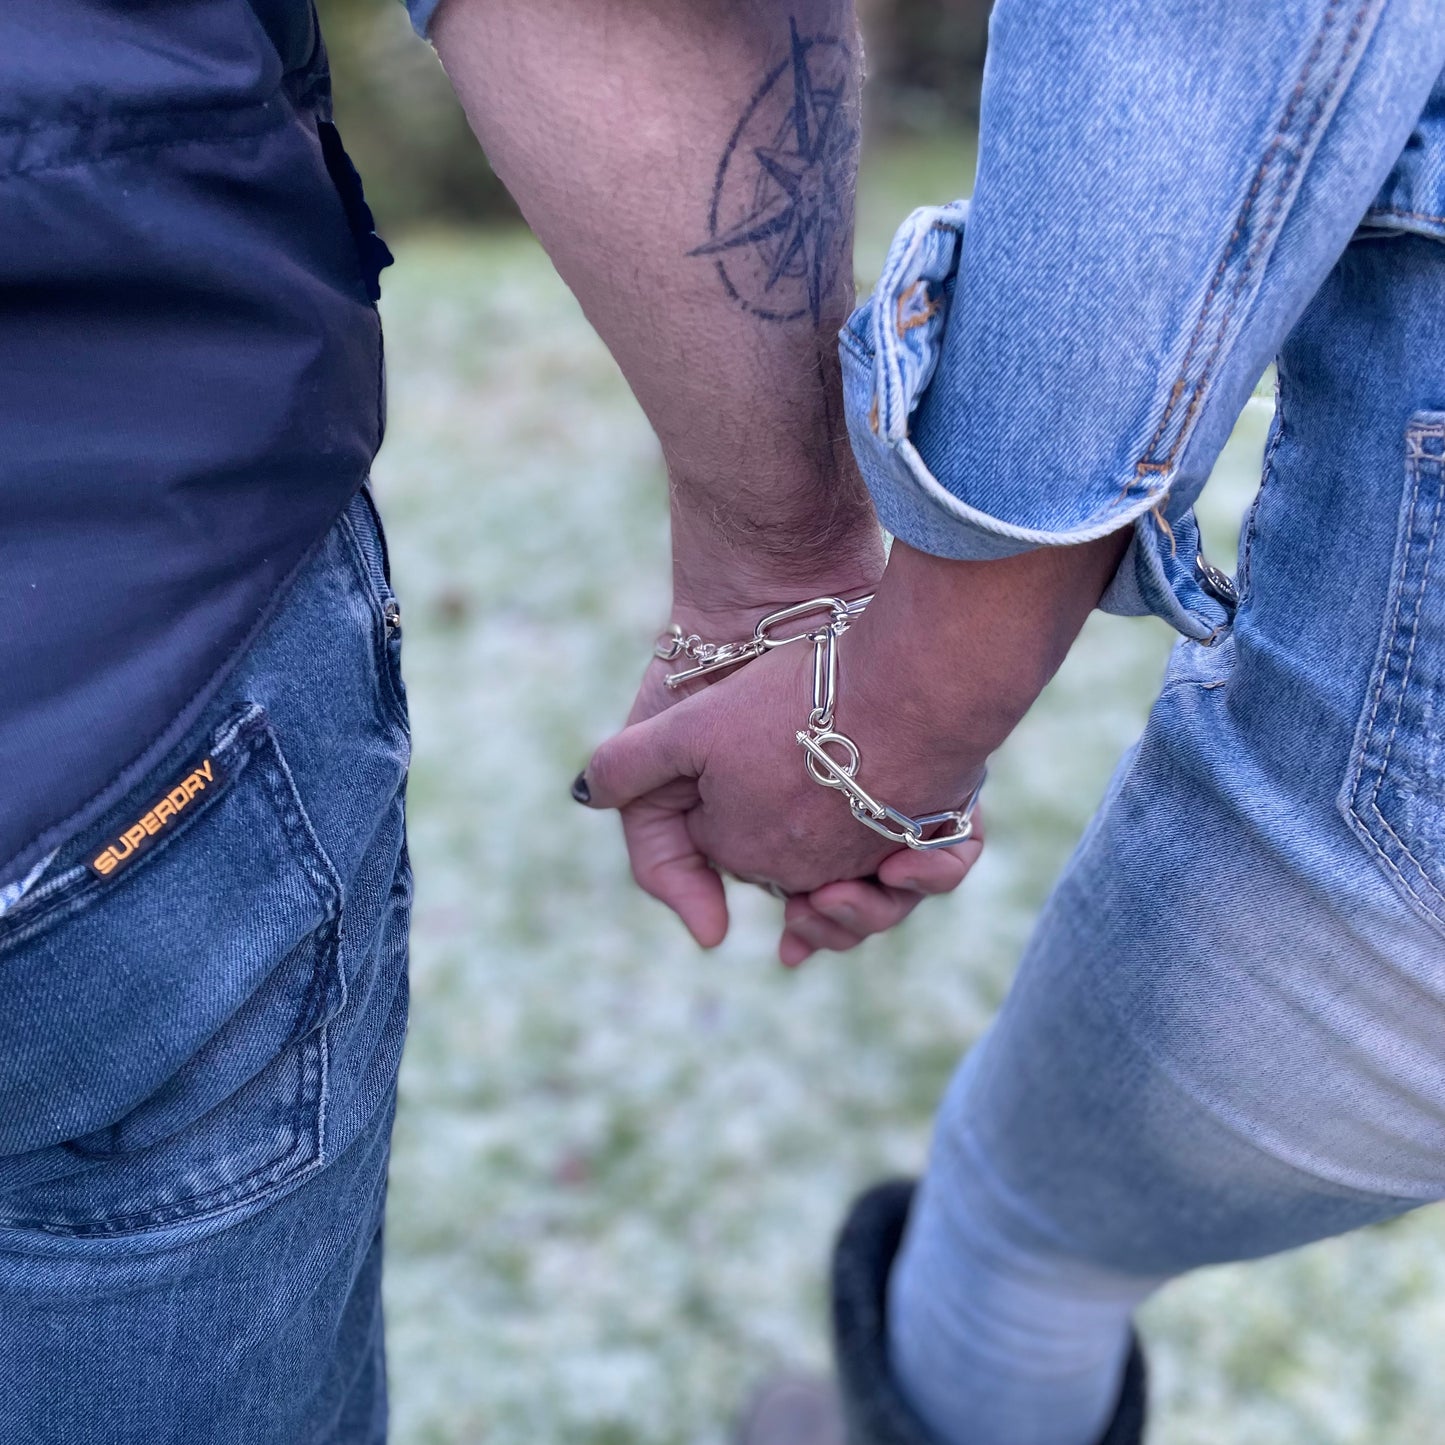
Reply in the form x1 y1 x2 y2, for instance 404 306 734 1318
829 905 859 929
570 772 591 805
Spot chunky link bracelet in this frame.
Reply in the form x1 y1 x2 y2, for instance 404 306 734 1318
654 596 984 851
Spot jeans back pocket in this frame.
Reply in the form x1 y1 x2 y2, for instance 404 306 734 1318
1342 413 1445 932
0 702 345 1236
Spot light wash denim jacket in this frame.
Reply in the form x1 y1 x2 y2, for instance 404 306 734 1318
840 0 1445 641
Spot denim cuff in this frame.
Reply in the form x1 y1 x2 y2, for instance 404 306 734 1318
401 0 442 39
839 201 1234 643
1361 90 1445 244
1102 509 1237 643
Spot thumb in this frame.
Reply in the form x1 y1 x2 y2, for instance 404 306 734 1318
582 703 700 810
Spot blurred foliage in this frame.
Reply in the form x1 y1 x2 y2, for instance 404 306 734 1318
861 0 991 130
315 0 991 234
316 0 517 231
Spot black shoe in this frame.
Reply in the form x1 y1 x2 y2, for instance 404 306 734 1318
830 1179 1147 1445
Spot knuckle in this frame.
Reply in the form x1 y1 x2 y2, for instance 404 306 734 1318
632 864 668 902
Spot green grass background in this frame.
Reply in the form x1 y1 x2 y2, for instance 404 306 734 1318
373 136 1445 1444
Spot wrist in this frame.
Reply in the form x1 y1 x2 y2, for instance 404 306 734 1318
669 562 880 641
666 424 883 622
669 505 883 633
840 532 1132 764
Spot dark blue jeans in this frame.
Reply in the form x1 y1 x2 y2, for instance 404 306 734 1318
0 490 411 1443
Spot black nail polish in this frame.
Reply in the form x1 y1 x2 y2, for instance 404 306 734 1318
570 772 591 805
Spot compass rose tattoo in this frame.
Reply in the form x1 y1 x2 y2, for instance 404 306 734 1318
689 18 858 327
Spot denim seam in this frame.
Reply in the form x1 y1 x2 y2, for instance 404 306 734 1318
1366 207 1445 226
1132 0 1375 490
878 206 967 442
1343 422 1445 926
1353 432 1437 829
337 501 410 741
254 717 344 916
838 323 870 367
882 423 1170 551
252 719 345 1173
1239 373 1287 601
260 733 346 1169
31 1051 328 1238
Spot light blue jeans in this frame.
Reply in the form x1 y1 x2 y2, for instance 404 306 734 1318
0 490 410 1442
887 232 1445 1445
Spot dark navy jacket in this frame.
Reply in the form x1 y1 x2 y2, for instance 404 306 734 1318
0 0 391 891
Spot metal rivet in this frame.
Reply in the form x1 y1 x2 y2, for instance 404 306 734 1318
1194 552 1240 608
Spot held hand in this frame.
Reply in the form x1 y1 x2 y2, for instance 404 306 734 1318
583 623 986 965
584 529 1134 962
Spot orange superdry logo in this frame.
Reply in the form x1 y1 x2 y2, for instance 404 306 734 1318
89 756 227 879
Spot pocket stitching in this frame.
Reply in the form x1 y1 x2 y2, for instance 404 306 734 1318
1344 419 1445 924
35 1028 328 1237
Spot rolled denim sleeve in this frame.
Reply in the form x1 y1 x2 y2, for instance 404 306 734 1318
400 0 442 39
842 0 1445 639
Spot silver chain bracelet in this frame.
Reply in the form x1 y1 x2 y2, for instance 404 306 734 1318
654 596 984 851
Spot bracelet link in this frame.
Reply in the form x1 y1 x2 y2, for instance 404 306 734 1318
657 593 983 849
850 801 925 845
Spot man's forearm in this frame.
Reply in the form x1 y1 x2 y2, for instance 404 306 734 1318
432 0 881 606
